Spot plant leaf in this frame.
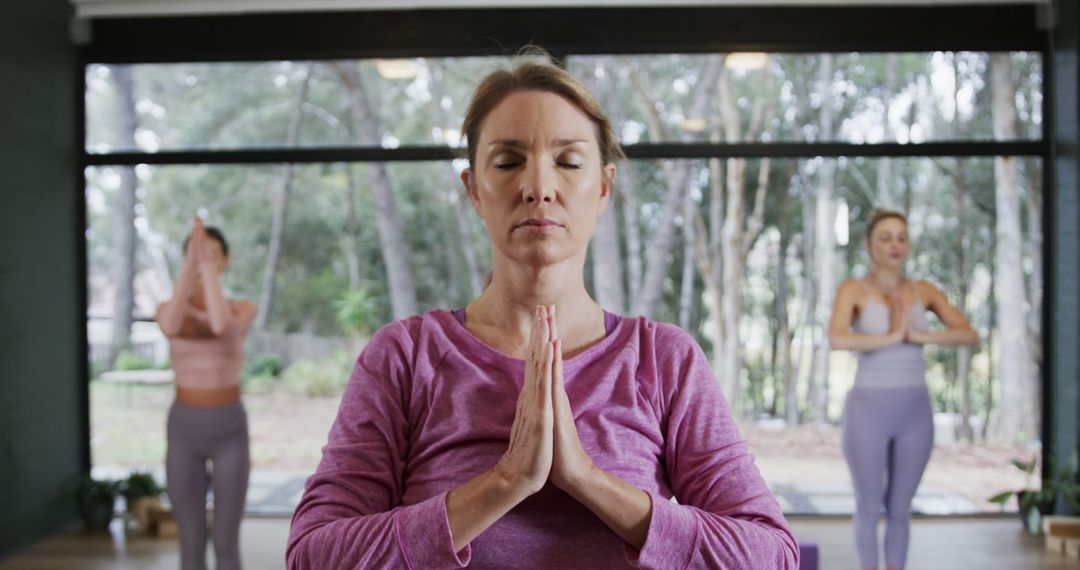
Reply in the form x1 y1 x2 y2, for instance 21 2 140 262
988 492 1014 505
1012 458 1036 475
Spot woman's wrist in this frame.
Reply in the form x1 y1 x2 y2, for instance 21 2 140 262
493 456 545 499
560 462 602 502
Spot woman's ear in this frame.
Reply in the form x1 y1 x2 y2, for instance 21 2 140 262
462 168 483 216
599 162 616 212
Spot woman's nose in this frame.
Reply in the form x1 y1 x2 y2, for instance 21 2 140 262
521 162 555 205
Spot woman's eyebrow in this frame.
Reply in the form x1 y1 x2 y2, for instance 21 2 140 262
488 139 526 148
487 138 588 148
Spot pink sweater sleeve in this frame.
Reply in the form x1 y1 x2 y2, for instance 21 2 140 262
629 324 800 569
286 321 470 569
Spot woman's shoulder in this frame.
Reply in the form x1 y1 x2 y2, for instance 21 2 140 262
911 279 944 306
836 278 865 298
911 278 940 294
363 309 460 351
614 314 701 354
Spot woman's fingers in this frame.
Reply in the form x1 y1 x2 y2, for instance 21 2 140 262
554 338 564 391
499 305 556 494
539 332 554 407
548 304 558 341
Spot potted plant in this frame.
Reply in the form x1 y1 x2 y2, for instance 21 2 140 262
121 471 164 533
76 476 121 532
989 452 1080 535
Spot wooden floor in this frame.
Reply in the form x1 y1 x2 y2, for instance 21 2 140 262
1 515 1075 569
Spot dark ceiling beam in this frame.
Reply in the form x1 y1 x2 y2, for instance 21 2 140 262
82 4 1047 64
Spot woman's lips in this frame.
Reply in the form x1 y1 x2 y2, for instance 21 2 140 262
516 219 563 232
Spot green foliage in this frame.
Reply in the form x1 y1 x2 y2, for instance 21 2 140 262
113 350 155 371
76 477 121 532
242 374 279 395
245 353 285 378
335 287 381 336
989 452 1080 534
280 351 354 398
85 53 1045 428
121 471 163 505
77 476 122 507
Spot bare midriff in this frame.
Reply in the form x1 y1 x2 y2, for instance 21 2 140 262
176 385 241 407
169 325 247 408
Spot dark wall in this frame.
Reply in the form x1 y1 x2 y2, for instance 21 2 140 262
1049 0 1080 503
0 0 84 559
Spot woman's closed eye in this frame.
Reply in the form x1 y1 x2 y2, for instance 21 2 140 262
557 152 585 170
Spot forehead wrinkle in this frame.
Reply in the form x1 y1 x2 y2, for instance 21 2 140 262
487 138 588 148
482 92 598 152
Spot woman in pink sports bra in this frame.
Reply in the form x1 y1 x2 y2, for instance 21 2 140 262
828 209 977 570
156 215 256 570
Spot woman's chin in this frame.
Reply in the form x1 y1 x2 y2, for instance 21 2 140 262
502 244 574 268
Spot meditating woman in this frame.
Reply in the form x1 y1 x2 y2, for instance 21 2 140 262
288 54 798 569
158 216 256 570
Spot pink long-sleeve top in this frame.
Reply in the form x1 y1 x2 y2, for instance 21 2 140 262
287 309 798 569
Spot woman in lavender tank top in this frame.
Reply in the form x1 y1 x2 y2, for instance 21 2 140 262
287 50 799 569
828 209 977 570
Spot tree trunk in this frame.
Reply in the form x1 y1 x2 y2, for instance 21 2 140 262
876 53 898 208
107 65 139 368
454 195 484 299
677 184 695 329
430 63 483 299
1024 158 1043 364
343 164 362 290
593 202 626 313
780 232 799 426
578 57 627 314
983 233 997 442
255 64 312 330
336 62 418 319
718 157 746 411
954 166 975 442
813 54 837 423
989 53 1038 442
702 157 726 384
635 55 724 317
949 56 975 443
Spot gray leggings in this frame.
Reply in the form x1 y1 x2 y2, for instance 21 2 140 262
167 400 250 570
842 384 933 569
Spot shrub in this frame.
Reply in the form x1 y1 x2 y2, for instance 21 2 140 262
334 287 381 337
122 471 163 506
242 374 279 395
245 353 285 378
114 350 155 371
280 351 354 398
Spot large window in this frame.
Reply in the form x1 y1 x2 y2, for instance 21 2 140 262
85 43 1045 516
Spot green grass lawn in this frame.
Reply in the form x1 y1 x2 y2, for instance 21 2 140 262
90 380 340 471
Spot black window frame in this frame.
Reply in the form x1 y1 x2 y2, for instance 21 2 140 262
76 4 1055 495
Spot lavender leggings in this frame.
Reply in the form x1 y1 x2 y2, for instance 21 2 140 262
842 384 933 569
167 400 250 570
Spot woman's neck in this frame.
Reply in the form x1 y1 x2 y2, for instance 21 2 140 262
867 267 904 289
467 257 603 345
